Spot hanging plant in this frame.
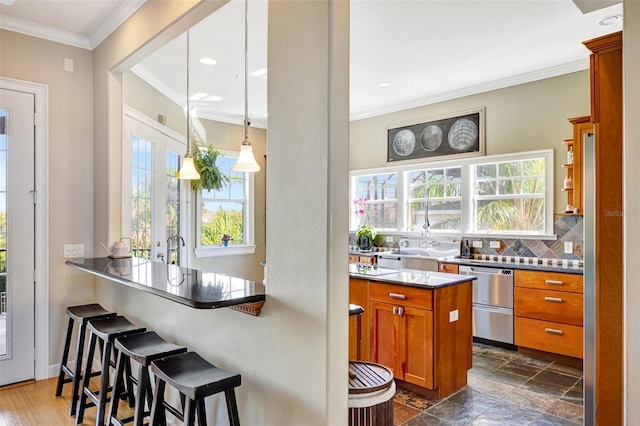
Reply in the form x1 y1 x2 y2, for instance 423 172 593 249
191 145 229 191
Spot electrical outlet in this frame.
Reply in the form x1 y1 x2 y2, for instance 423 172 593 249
472 240 483 248
564 241 573 254
489 240 501 249
385 236 394 243
64 244 85 258
449 310 459 322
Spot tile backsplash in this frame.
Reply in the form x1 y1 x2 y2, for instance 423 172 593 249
351 215 584 261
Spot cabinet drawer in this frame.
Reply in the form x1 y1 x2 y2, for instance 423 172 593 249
515 317 583 358
515 270 583 293
515 287 583 326
370 283 433 310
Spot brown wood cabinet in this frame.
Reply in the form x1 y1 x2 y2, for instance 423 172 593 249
349 278 370 361
560 116 591 214
514 270 583 359
584 31 623 425
368 280 472 399
438 263 459 274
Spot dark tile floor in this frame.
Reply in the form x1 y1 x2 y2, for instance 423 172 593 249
393 343 583 425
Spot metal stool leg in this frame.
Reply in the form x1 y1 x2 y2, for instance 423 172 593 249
225 389 241 426
76 332 97 424
149 376 166 426
55 317 74 398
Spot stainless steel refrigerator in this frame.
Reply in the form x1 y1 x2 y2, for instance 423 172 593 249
583 132 595 425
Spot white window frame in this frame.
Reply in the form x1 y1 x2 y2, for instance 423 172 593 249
122 105 189 265
350 172 399 231
349 149 555 239
194 150 256 258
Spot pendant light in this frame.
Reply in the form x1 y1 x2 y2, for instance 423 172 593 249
177 30 201 180
232 0 260 173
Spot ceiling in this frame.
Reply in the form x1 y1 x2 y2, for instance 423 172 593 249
0 0 623 129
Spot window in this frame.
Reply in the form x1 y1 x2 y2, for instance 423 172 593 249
123 107 187 265
195 152 256 257
473 157 546 233
350 150 553 237
352 172 398 230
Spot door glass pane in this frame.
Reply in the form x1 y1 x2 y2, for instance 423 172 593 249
0 109 7 356
166 150 181 265
132 136 153 260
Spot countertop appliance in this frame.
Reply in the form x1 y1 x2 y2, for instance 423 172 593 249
459 264 514 344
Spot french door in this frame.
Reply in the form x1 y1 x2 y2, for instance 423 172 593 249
0 88 36 386
122 108 187 266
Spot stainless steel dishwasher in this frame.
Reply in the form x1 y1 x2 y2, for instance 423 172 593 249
459 264 514 344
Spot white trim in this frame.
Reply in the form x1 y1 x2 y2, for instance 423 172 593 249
88 1 146 49
0 77 49 381
194 245 256 258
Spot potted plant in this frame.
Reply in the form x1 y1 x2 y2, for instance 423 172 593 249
221 234 232 246
190 145 229 191
353 197 377 251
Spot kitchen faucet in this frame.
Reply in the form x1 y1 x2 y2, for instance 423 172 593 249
166 234 185 265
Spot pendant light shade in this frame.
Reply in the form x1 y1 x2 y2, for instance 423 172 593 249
178 30 200 180
232 0 260 173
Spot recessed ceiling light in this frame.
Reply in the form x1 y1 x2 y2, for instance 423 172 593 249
190 92 208 101
204 95 223 102
250 68 267 78
200 57 217 65
377 82 391 88
598 15 622 26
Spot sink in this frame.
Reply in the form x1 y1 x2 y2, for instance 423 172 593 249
349 264 401 276
391 248 436 257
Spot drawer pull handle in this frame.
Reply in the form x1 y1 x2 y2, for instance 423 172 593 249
545 328 564 335
544 297 564 303
545 280 564 286
389 293 406 300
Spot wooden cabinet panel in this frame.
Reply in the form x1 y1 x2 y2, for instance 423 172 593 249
439 263 459 274
370 301 434 389
349 278 370 361
401 306 434 388
515 269 583 293
515 317 583 359
515 287 583 326
370 283 433 310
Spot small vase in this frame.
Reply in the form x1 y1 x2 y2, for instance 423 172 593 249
357 233 373 251
223 240 228 247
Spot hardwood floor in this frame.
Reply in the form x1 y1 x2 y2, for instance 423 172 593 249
0 377 135 425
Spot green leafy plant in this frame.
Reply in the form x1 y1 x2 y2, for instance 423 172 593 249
191 145 229 191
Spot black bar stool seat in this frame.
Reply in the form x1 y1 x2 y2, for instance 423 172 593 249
76 316 146 426
55 303 117 416
108 331 187 426
149 352 241 426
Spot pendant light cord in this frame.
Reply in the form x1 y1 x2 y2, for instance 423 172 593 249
186 30 192 156
243 0 249 144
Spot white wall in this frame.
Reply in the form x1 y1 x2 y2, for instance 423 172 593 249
0 29 95 365
624 0 640 421
93 1 350 424
350 71 590 214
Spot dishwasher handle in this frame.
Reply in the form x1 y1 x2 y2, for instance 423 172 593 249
459 265 513 276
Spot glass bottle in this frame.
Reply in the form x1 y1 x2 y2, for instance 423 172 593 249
567 146 574 165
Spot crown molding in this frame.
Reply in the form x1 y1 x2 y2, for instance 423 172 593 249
89 0 145 48
349 59 590 122
0 15 91 49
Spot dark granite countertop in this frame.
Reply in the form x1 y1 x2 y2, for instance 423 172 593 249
66 257 267 309
349 264 476 289
439 256 584 275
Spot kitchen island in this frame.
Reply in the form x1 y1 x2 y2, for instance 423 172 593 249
66 257 266 315
349 265 476 399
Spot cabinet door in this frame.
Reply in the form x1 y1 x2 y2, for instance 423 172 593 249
370 302 401 378
439 263 459 274
400 306 434 389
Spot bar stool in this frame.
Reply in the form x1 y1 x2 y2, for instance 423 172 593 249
55 303 117 416
349 304 364 360
149 352 241 426
108 331 187 426
76 316 147 426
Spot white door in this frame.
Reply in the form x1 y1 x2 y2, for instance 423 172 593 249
0 88 36 386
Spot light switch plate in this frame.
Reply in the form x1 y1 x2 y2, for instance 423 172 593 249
385 236 394 243
472 240 483 248
564 241 573 254
449 310 459 322
490 240 501 248
64 244 85 258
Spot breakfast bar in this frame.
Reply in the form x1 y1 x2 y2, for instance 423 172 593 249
65 257 267 315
